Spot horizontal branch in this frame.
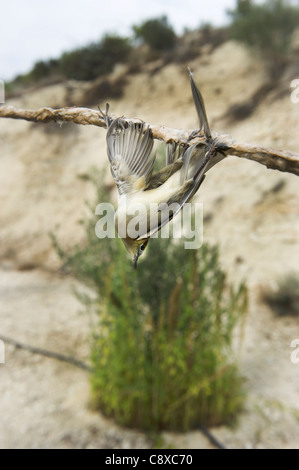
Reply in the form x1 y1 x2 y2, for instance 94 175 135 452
0 105 104 127
217 135 299 176
1 104 299 176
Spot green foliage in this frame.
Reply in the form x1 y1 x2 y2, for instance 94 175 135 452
52 169 247 431
228 0 299 77
133 16 176 51
261 273 299 317
59 34 132 81
7 34 132 90
7 59 60 93
30 59 59 81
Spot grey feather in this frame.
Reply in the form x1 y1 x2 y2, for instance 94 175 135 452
189 69 211 139
180 145 196 185
137 142 217 239
106 118 155 194
166 141 182 166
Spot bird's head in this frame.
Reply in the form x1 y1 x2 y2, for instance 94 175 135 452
121 237 149 268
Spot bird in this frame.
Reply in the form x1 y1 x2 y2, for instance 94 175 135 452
100 70 225 268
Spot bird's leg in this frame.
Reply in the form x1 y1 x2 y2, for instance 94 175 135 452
187 129 205 142
192 141 217 181
98 103 113 128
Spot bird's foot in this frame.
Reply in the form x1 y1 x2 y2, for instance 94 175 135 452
98 103 113 128
187 129 204 142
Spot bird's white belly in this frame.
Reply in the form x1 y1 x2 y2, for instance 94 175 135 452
115 171 182 235
127 171 181 206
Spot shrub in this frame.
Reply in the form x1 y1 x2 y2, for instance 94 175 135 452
133 16 176 51
59 34 132 81
227 0 299 77
52 170 247 431
30 59 59 81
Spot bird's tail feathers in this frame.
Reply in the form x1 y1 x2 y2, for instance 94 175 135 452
189 68 211 139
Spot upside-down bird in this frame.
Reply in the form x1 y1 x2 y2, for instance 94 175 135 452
101 70 225 267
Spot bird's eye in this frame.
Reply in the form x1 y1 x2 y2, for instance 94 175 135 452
138 242 147 257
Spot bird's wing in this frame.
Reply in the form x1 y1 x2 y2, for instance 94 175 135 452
189 68 211 139
137 142 218 240
106 118 155 195
165 141 183 165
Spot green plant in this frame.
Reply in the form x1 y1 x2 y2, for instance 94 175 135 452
261 273 299 317
30 59 59 81
59 34 132 81
52 169 247 431
227 0 299 77
133 16 176 51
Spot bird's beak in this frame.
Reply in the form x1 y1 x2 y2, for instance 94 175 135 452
133 256 138 269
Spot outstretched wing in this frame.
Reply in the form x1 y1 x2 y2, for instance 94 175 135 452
137 142 218 240
106 118 155 195
189 68 211 139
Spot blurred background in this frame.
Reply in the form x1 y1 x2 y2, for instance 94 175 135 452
0 0 299 449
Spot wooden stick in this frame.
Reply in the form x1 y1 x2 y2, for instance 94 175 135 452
1 104 299 176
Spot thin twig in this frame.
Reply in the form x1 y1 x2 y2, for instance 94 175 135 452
1 104 299 176
0 334 91 371
197 424 227 449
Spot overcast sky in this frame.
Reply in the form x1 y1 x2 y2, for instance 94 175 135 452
1 0 239 80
